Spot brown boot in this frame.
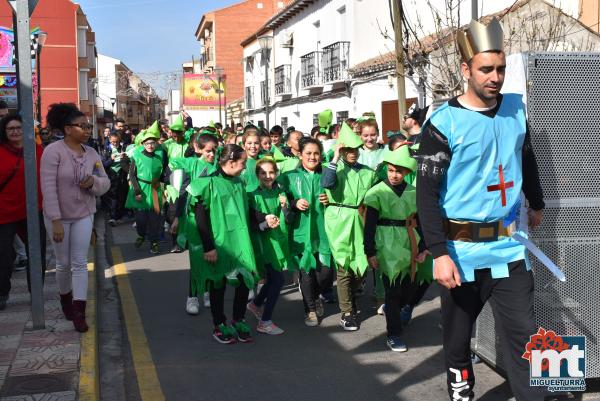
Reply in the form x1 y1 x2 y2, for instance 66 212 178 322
59 292 74 321
72 300 88 333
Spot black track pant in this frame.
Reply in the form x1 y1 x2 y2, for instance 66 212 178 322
441 260 546 401
208 275 249 326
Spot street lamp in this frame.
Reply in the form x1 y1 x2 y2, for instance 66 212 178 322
110 97 116 122
214 66 225 126
258 35 273 130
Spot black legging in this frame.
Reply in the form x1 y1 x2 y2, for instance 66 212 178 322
0 212 47 297
252 264 285 322
208 275 249 326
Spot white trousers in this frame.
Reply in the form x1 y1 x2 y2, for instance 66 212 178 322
45 215 94 300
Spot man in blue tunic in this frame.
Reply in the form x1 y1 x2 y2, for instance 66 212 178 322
417 18 546 401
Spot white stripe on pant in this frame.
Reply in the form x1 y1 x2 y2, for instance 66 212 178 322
45 215 94 300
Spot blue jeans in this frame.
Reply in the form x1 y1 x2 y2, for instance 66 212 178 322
252 264 284 322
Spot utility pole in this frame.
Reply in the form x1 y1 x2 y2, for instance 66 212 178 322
12 0 45 329
472 0 478 20
392 0 406 132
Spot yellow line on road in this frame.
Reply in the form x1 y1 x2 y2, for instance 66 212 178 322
111 246 166 401
79 249 99 401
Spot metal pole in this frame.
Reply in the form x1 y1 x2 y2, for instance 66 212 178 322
472 0 478 20
15 0 44 329
392 0 406 133
264 50 269 130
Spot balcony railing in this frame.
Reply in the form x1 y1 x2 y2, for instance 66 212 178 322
322 41 350 83
274 65 292 95
301 51 322 88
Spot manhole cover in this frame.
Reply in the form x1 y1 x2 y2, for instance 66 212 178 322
0 372 73 396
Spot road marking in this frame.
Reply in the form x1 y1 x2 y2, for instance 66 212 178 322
79 249 99 401
112 246 166 401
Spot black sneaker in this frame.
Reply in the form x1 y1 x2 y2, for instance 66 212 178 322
213 323 236 344
150 242 160 254
340 313 359 331
134 236 145 248
232 320 253 343
387 336 408 352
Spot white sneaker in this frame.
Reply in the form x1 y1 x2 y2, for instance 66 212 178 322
186 297 200 315
257 321 284 335
377 303 386 316
203 292 210 308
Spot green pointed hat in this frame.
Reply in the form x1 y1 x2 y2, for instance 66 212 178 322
318 109 333 133
169 115 185 132
138 121 161 143
383 145 417 172
337 122 363 149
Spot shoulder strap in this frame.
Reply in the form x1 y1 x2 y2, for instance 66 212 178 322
0 152 23 193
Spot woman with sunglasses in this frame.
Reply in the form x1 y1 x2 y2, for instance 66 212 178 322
41 103 110 332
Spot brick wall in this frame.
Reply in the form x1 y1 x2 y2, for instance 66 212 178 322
214 0 285 102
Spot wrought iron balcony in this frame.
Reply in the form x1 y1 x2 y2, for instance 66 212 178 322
301 51 322 88
322 41 350 83
274 65 292 95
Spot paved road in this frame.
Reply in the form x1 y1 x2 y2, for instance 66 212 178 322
105 220 549 401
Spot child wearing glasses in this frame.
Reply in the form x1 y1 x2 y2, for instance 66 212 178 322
125 121 171 254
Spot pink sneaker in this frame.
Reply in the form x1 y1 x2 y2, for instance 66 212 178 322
257 321 284 335
246 301 263 320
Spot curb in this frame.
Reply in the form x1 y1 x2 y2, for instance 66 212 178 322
78 238 100 400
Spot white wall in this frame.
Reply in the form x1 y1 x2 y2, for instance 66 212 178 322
97 54 120 110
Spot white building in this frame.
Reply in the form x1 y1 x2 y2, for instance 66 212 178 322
241 0 589 135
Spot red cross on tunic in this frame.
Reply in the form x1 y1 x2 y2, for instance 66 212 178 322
487 164 514 207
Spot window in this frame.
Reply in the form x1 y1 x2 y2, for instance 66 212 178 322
77 28 87 57
313 114 319 127
336 111 348 124
260 81 267 107
79 70 89 100
281 117 288 130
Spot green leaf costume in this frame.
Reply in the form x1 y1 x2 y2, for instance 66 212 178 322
240 157 260 193
162 138 190 203
248 185 291 273
170 156 216 250
186 173 257 293
124 146 165 210
363 182 432 284
324 162 377 275
278 167 332 272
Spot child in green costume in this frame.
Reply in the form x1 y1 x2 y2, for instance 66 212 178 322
246 159 292 335
321 123 377 331
161 115 191 253
363 146 431 352
125 125 170 254
186 144 258 344
170 134 218 315
278 138 333 327
240 128 260 193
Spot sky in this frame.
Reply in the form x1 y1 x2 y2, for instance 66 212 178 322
76 0 239 95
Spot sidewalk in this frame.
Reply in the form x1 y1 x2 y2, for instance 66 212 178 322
0 256 98 400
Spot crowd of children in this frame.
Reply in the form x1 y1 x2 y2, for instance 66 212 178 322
115 108 433 351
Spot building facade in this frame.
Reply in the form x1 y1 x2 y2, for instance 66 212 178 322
194 0 288 126
0 0 97 128
96 54 163 134
242 0 600 135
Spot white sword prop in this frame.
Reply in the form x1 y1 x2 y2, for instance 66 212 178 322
512 233 566 282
